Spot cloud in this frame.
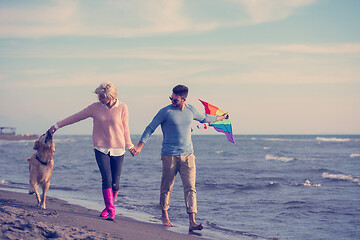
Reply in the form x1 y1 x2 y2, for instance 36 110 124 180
1 66 210 89
0 0 79 38
0 0 318 38
76 0 199 37
0 0 195 38
237 0 317 24
3 41 359 60
1 42 359 90
272 43 360 54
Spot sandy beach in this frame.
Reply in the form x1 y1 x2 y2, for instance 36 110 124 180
0 186 207 240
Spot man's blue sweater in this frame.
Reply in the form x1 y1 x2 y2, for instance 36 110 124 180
140 104 216 156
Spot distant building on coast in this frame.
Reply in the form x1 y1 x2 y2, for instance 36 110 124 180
0 127 38 140
0 127 16 135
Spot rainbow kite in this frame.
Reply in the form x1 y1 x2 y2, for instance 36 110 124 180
199 99 236 144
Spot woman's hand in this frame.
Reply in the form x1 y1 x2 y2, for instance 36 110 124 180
129 142 144 157
48 126 57 135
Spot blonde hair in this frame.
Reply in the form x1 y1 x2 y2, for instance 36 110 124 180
94 82 118 100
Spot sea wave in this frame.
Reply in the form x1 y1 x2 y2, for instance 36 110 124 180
262 138 290 141
0 140 33 146
303 179 321 187
202 181 280 192
1 180 28 188
50 185 79 191
0 179 9 185
54 138 80 143
265 155 295 162
316 137 351 142
322 172 360 185
259 137 311 142
206 221 264 239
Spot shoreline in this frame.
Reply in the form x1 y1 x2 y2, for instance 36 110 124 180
0 185 208 240
0 134 39 141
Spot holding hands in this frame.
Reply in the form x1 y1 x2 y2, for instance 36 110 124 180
129 114 228 157
129 142 144 157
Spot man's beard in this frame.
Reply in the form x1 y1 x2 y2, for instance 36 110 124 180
172 102 182 108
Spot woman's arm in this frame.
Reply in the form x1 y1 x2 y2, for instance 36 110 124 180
49 104 93 135
121 103 134 149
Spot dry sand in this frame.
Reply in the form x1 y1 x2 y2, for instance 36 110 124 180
0 186 208 240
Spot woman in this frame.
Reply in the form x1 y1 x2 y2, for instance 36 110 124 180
48 82 134 221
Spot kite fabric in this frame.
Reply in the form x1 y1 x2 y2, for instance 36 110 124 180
199 99 236 144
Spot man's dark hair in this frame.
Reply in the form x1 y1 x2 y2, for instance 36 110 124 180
172 85 188 98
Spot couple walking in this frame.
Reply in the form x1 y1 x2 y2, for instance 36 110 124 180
48 82 228 232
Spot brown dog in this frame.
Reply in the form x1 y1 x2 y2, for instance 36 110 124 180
26 131 55 209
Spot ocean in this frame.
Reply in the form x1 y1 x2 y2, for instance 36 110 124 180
1 134 359 240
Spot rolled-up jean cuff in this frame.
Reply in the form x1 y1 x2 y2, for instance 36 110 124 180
187 208 197 214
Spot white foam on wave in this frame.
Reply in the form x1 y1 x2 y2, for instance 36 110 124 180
0 140 33 146
316 137 351 142
0 180 9 184
350 153 360 158
265 155 295 162
54 138 79 143
322 172 360 185
262 138 288 141
0 140 9 145
303 179 321 187
263 147 271 150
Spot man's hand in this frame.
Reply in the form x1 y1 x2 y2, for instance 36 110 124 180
129 142 144 157
216 113 229 122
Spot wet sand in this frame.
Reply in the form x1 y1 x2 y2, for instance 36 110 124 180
0 186 207 240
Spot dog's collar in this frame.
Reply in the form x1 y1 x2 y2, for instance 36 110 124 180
36 155 51 165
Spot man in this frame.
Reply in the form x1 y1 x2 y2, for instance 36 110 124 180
130 85 228 231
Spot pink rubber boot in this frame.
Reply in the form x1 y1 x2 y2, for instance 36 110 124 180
100 207 109 218
100 190 119 218
101 188 115 221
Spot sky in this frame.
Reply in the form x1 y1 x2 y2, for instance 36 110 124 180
0 0 359 135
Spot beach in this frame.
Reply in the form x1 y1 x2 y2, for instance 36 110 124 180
0 185 207 240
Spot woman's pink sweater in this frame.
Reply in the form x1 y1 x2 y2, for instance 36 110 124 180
57 101 133 149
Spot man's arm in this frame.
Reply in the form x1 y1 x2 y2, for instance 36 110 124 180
190 104 228 123
129 107 167 156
